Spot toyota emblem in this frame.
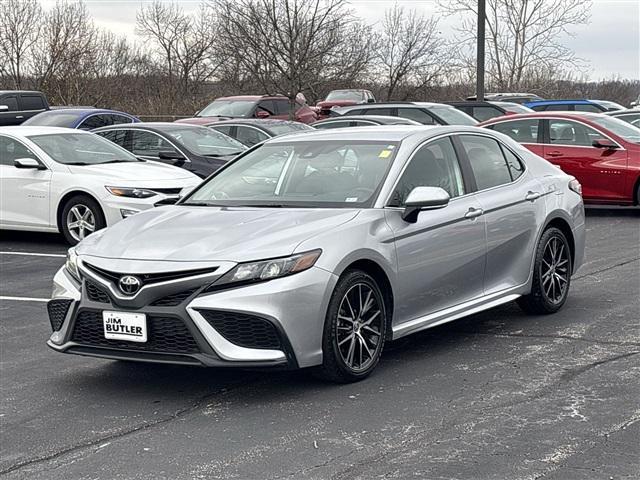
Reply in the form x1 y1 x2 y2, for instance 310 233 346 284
119 275 141 295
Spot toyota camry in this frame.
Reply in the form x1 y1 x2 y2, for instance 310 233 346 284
47 126 585 382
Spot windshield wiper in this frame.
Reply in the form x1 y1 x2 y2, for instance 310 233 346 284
100 159 137 164
233 204 286 208
65 162 90 166
181 201 225 207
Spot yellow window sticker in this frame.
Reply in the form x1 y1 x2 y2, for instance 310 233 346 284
379 150 392 158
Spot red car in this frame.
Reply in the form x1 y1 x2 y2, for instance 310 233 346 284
480 112 640 205
315 89 375 119
176 95 317 125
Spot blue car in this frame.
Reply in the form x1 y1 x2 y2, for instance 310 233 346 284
523 99 625 113
22 108 139 130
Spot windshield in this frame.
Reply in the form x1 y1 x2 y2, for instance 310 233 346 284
29 133 140 165
590 116 640 144
267 123 314 136
430 106 478 126
326 90 364 102
183 140 399 208
23 111 80 127
198 100 256 117
162 126 246 156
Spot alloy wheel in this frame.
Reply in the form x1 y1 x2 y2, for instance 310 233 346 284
540 236 569 304
336 282 384 372
66 204 96 242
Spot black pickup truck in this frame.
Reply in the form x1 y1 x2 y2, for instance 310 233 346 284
0 90 50 126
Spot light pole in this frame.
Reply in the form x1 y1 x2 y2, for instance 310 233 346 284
476 0 486 101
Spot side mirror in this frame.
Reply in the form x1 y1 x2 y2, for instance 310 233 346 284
592 138 619 149
401 186 450 223
158 150 186 161
256 110 270 119
14 158 44 169
0 105 9 111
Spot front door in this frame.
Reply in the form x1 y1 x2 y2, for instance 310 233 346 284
385 136 486 325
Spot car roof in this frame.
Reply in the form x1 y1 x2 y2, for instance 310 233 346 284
0 126 91 136
478 111 606 125
336 102 453 112
0 90 43 95
524 99 595 106
266 125 483 144
215 95 289 101
312 115 420 125
35 108 133 116
204 119 306 127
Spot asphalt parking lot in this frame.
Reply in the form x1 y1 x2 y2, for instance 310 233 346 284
1 207 639 480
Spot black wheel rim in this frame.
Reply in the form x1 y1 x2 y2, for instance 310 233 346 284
336 283 383 372
541 236 569 304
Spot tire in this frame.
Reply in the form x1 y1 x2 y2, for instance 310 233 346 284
314 270 388 383
518 227 572 315
60 195 106 245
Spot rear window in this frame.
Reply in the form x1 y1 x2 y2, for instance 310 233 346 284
23 111 80 127
429 106 478 126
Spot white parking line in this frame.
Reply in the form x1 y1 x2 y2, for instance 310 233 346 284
0 251 65 258
0 296 50 303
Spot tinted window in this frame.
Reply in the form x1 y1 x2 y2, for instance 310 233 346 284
130 131 177 157
20 95 46 110
352 120 377 127
0 136 38 166
574 103 602 113
472 106 502 122
78 115 106 130
272 99 291 115
314 120 353 129
397 108 435 124
429 106 478 126
96 129 130 149
548 120 601 147
501 146 525 181
235 126 269 147
0 96 19 111
491 119 539 143
108 114 134 125
389 137 465 206
362 108 393 116
257 100 276 115
614 113 640 125
210 125 233 136
545 104 572 111
459 135 512 190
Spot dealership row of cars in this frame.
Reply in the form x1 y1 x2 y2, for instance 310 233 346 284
0 88 637 382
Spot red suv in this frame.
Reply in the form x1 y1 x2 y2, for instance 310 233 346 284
480 112 640 205
176 95 318 125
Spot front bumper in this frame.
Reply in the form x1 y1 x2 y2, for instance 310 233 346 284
47 264 337 369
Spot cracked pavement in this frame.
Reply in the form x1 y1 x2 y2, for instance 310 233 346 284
1 207 638 479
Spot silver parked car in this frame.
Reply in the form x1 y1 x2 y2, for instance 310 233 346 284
48 126 586 382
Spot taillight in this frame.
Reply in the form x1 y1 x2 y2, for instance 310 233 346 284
569 178 582 196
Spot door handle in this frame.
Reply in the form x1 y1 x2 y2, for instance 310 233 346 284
464 207 483 219
525 191 541 201
15 115 24 119
546 151 563 157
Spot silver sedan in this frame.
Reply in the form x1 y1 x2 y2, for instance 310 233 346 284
48 126 586 383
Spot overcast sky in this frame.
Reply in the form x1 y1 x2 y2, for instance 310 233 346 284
39 0 639 80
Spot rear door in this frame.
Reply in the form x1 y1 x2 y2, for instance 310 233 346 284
543 118 627 201
0 135 51 227
457 133 546 294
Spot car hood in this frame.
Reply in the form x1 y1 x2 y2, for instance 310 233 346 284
66 161 197 181
77 206 360 262
316 100 360 109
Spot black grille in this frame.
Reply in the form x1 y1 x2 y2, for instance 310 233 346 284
47 299 72 331
199 310 281 349
86 281 110 303
83 263 217 285
150 187 182 195
150 288 199 307
71 310 199 353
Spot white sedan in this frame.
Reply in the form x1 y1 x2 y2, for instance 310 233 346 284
0 126 201 244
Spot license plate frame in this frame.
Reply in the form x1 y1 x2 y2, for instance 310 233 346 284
102 311 147 343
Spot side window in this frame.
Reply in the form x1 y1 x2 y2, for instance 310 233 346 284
108 114 134 125
20 95 46 111
235 126 268 147
257 100 275 115
0 96 19 111
315 121 352 129
130 131 177 157
397 108 435 125
78 115 105 130
459 135 513 190
0 136 38 166
472 106 502 122
96 129 129 149
531 104 547 111
351 121 376 127
548 120 601 147
363 107 393 116
211 125 233 136
273 99 290 115
545 104 571 111
500 146 525 181
574 104 602 113
389 137 465 206
490 119 539 143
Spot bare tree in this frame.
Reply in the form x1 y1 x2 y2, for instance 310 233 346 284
439 0 591 90
0 0 43 88
210 0 372 118
375 5 450 100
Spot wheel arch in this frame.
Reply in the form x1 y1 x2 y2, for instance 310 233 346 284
56 190 105 233
543 215 576 271
339 258 394 341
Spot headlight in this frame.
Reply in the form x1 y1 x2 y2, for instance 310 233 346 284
210 249 322 289
65 248 80 282
106 186 157 198
569 178 582 196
